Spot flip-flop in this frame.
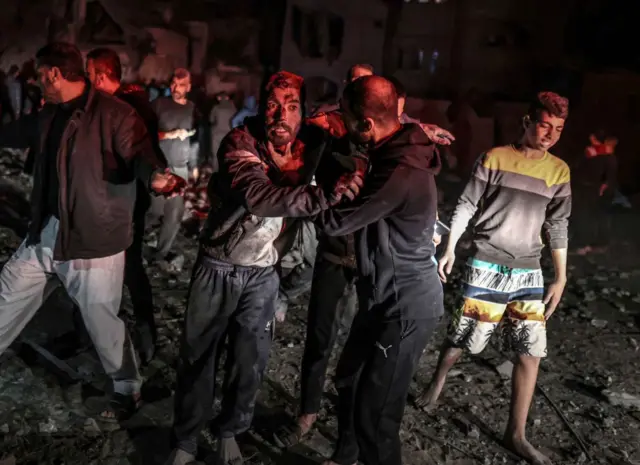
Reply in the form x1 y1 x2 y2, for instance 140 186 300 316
273 423 308 449
85 393 142 427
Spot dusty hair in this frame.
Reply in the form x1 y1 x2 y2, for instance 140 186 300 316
87 47 122 82
265 70 304 94
527 91 569 121
173 68 191 81
262 70 306 116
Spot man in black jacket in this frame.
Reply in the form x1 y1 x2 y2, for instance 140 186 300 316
166 71 360 465
316 76 444 465
86 47 166 364
0 42 176 424
275 74 453 449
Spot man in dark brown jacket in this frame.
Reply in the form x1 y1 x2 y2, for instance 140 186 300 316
0 42 175 425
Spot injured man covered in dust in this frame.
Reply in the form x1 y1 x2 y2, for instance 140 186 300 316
164 71 361 465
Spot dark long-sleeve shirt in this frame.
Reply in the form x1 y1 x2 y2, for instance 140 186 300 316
316 124 443 320
449 145 571 269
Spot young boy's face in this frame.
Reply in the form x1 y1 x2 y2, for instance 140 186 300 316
526 110 565 151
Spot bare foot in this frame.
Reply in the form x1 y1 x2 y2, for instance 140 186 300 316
273 413 317 448
575 246 592 256
215 436 244 465
298 413 317 435
504 435 553 465
414 385 439 412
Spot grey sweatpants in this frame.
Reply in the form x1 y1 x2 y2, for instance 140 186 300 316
0 217 141 394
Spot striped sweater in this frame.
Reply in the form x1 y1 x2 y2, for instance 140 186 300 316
449 145 571 269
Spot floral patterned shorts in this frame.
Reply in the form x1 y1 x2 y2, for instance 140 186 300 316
448 258 547 358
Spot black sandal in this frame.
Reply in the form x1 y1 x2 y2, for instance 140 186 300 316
273 423 306 449
86 393 142 426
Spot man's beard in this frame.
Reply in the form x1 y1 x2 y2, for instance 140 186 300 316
267 122 297 146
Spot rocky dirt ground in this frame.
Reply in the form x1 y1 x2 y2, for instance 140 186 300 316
0 148 639 465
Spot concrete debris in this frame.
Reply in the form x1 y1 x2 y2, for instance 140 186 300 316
495 360 514 380
602 390 640 410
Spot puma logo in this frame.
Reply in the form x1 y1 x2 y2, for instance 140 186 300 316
375 341 392 358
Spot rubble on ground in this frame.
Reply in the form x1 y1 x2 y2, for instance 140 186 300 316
0 149 640 464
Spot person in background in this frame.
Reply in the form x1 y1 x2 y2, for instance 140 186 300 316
147 78 160 102
0 42 178 426
148 68 200 263
416 92 571 465
86 47 167 364
5 65 23 122
209 91 236 172
576 130 631 254
230 94 259 128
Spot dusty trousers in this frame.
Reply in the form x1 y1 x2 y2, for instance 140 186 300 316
300 257 357 415
146 194 185 259
0 216 141 394
172 254 279 455
145 166 189 259
331 286 442 465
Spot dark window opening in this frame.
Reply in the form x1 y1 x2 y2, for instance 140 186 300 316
291 6 344 61
397 47 424 70
327 13 344 63
79 1 125 45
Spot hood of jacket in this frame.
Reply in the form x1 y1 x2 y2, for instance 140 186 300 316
370 123 441 175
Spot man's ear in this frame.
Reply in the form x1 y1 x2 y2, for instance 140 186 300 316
522 115 532 129
49 66 62 82
359 118 373 133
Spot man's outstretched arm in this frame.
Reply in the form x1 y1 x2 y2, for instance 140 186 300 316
315 164 408 237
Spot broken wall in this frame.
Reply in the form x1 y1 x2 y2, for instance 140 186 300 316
279 0 388 100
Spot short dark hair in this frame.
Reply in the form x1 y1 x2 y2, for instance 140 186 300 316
86 47 122 82
385 75 406 99
346 64 374 82
36 42 84 82
173 68 191 81
8 65 19 75
343 75 398 125
527 91 569 121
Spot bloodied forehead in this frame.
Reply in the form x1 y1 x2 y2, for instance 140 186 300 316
268 87 300 104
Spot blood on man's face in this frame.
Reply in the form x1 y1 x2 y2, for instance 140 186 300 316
265 87 302 147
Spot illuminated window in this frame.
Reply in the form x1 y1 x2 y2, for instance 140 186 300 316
429 49 439 74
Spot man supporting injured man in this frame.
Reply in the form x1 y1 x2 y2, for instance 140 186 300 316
314 76 444 465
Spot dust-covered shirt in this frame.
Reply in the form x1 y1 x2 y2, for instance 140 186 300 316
449 145 571 269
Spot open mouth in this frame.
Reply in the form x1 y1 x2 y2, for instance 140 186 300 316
274 127 289 135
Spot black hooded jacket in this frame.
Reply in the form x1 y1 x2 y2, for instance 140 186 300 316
316 124 444 320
